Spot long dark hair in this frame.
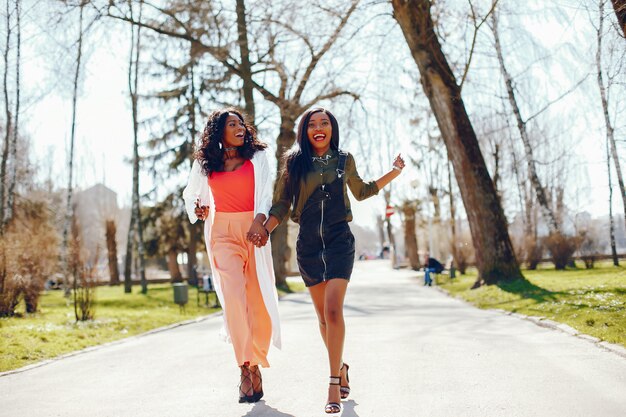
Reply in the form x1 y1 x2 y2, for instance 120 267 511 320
194 107 267 177
283 107 340 200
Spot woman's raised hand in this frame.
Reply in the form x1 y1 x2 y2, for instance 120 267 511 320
392 154 405 171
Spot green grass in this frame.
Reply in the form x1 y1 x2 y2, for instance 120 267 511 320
0 281 305 372
438 261 626 347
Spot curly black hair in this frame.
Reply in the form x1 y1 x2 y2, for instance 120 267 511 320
194 107 267 177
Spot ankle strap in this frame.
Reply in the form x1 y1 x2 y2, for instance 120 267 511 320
329 376 341 385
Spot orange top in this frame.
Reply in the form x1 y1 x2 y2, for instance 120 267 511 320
208 159 255 212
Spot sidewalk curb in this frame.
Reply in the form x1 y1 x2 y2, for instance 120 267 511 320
434 286 626 360
0 312 223 378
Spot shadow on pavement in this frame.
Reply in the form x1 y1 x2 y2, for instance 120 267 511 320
242 401 295 417
341 399 361 416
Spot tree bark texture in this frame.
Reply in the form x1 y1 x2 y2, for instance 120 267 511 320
186 59 198 285
597 0 626 239
270 115 296 288
4 0 20 225
392 0 523 285
402 202 420 270
235 0 255 124
611 0 626 38
447 157 458 265
62 2 85 296
606 131 619 266
0 0 12 232
105 220 120 285
491 11 559 234
129 1 147 294
167 250 182 283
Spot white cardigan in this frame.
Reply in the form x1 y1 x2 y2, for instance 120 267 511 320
182 150 281 349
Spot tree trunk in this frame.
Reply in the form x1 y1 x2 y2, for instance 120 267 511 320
597 0 626 241
105 219 120 285
4 0 19 225
0 0 12 233
235 0 255 124
123 215 134 293
167 249 182 283
447 157 458 266
491 10 559 234
270 114 296 288
611 0 626 38
383 190 397 268
402 202 420 270
128 0 147 294
186 56 199 286
606 132 619 266
392 0 523 285
62 2 85 296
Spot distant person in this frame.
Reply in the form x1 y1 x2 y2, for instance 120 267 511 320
182 108 281 403
260 107 405 415
424 256 444 286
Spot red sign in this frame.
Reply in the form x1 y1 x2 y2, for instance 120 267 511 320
385 205 394 217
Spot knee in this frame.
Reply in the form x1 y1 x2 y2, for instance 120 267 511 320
324 306 343 325
318 319 327 330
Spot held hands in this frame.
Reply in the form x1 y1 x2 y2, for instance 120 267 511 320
195 199 209 220
246 220 270 248
392 154 405 173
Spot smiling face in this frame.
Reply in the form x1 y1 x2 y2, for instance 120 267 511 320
222 113 246 148
306 111 332 156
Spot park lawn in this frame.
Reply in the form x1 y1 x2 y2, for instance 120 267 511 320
438 262 626 347
0 282 305 373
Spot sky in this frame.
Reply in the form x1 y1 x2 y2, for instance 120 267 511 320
15 0 625 232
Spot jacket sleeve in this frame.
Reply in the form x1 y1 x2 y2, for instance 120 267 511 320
346 153 379 201
268 168 290 223
182 159 210 224
255 150 274 218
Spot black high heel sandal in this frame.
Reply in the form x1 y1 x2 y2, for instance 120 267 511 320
325 376 343 415
238 365 255 403
250 365 264 402
340 363 350 399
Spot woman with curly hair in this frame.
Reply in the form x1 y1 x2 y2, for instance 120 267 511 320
182 108 281 404
262 107 404 415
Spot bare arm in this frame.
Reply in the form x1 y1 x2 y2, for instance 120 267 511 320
375 154 405 190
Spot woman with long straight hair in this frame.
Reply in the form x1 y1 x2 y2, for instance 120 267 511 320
183 108 281 404
262 107 404 415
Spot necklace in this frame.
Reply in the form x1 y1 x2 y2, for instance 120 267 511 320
312 154 331 165
224 146 238 152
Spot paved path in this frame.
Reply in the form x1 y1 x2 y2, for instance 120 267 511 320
2 260 626 417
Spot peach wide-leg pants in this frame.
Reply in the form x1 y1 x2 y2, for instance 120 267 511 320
210 211 272 367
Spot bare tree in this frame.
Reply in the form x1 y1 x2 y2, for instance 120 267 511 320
61 0 86 296
391 0 523 286
597 0 626 245
606 132 619 265
124 0 147 294
594 0 621 265
0 0 12 233
4 0 20 225
236 0 254 123
491 9 559 234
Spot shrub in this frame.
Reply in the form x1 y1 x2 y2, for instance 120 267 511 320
0 200 59 316
578 229 600 269
543 232 580 270
524 236 543 270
